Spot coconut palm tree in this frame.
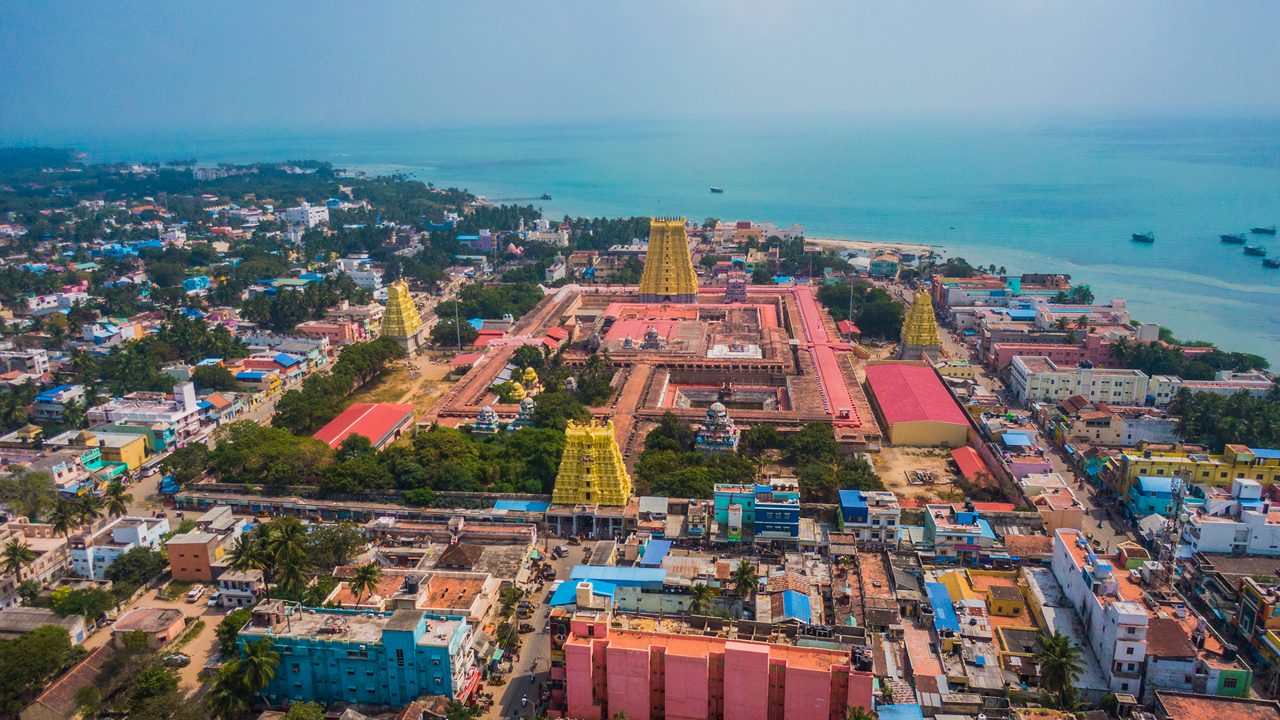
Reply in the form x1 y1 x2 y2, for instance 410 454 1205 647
349 562 382 608
103 481 131 518
731 559 758 599
226 532 269 576
46 499 78 541
75 492 103 528
206 663 250 720
687 583 712 615
266 517 311 597
236 638 281 694
2 538 37 584
1034 631 1083 700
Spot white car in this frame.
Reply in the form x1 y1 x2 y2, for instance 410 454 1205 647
186 585 207 603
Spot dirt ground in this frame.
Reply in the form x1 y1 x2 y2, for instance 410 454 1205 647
872 445 962 504
348 354 456 412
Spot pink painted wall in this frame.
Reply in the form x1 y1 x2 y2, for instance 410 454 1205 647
606 644 653 720
723 642 770 720
782 665 833 720
565 643 602 720
848 671 875 712
665 650 711 720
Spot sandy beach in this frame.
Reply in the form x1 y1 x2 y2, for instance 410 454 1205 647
806 236 940 256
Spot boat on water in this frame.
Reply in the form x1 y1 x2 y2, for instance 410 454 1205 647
709 187 724 194
1221 233 1248 244
539 193 552 200
1252 225 1277 235
1131 232 1155 243
1244 245 1267 256
1264 258 1280 268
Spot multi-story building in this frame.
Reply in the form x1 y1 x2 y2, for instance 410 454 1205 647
561 611 874 720
1128 476 1182 518
924 504 995 561
87 382 203 445
0 348 50 376
237 601 479 706
31 384 85 422
1033 487 1085 531
713 479 801 542
70 516 169 580
837 490 900 546
1148 371 1277 406
1010 356 1150 406
1233 577 1280 663
280 202 329 228
1181 479 1280 555
0 520 69 609
294 319 366 345
217 569 266 608
1119 445 1280 496
1040 397 1179 448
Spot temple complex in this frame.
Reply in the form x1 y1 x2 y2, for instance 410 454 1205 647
379 279 426 354
471 406 500 435
547 420 636 537
898 287 942 361
509 397 535 431
637 217 699 302
694 401 741 453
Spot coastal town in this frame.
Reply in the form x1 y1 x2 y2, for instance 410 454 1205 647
3 148 1280 720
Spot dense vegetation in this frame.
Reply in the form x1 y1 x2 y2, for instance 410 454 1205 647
1112 337 1269 380
1171 388 1280 452
272 337 405 434
240 275 370 333
0 625 79 716
816 280 905 340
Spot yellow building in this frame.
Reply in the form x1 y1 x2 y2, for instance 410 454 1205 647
381 280 425 354
93 432 148 471
637 217 699 303
1119 444 1280 494
551 420 633 506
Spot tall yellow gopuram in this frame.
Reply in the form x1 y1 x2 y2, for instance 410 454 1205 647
638 217 699 303
898 288 942 360
551 420 633 506
380 279 425 354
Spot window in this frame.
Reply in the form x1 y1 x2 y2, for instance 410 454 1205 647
291 663 300 673
1127 627 1135 635
1225 678 1239 689
396 649 404 667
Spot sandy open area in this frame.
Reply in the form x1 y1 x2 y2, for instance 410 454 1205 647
873 446 962 504
807 236 938 257
348 354 457 413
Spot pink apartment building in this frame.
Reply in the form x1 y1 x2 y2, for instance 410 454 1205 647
563 614 874 720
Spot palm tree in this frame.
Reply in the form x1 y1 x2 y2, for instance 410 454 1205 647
687 583 712 615
2 538 38 584
76 492 103 528
848 707 878 720
47 499 78 541
236 638 281 694
226 532 269 576
266 517 311 597
103 481 132 518
206 663 250 720
1034 631 1083 699
349 562 382 608
731 559 758 599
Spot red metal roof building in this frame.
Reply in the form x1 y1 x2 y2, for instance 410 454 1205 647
864 363 969 447
313 403 415 450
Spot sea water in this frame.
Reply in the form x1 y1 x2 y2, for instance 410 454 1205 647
59 116 1280 363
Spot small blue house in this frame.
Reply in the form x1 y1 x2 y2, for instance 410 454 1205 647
1128 475 1182 517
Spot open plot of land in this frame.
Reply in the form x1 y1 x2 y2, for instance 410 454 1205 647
874 445 960 502
349 355 456 412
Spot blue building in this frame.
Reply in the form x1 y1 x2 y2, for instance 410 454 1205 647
238 601 479 707
1128 475 1182 517
713 479 801 541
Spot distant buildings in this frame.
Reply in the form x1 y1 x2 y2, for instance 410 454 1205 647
280 201 329 228
86 382 203 446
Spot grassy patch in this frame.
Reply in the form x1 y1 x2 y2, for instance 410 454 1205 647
175 619 205 648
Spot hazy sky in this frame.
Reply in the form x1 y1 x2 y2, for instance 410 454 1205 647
3 0 1279 139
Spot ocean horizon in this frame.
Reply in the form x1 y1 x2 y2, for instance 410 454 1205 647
17 116 1280 364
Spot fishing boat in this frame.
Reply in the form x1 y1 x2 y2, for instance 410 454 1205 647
709 187 724 194
1252 225 1277 235
1131 232 1155 243
1264 258 1280 268
539 193 552 200
1244 245 1267 256
1221 233 1247 244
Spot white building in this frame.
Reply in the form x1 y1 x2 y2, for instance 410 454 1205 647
217 569 266 608
1149 372 1275 406
1181 479 1280 556
86 382 203 443
1010 356 1150 405
280 202 329 228
544 258 567 283
70 516 170 580
337 256 385 291
837 489 901 545
0 348 50 376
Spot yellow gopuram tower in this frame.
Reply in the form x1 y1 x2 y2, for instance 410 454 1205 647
380 279 425 354
638 217 699 303
898 288 942 360
551 420 633 506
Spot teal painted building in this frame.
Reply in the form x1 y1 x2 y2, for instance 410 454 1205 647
238 601 480 707
713 480 802 540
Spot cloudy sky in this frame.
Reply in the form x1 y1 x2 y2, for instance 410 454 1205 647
3 0 1279 139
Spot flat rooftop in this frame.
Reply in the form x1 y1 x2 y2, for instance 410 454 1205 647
240 606 462 647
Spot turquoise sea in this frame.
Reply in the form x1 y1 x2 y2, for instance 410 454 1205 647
56 117 1280 363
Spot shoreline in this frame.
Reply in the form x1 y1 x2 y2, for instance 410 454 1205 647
805 236 940 257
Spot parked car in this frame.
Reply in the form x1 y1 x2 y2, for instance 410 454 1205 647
206 591 222 607
162 653 191 668
186 585 207 603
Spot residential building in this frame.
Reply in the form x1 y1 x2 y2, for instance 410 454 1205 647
31 384 85 422
166 532 224 583
1232 577 1280 663
0 521 68 609
869 253 899 278
70 516 169 580
0 607 86 643
110 607 186 649
562 611 874 720
237 601 480 706
837 490 901 546
1129 476 1183 518
1120 446 1280 496
1181 479 1280 556
1150 372 1276 405
87 382 203 445
218 569 266 608
1010 356 1150 405
280 202 329 228
0 348 49 375
1033 487 1085 531
295 319 366 345
712 478 801 541
923 504 995 561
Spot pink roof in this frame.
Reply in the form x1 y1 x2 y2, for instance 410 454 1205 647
313 403 414 449
865 363 968 427
451 352 483 367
